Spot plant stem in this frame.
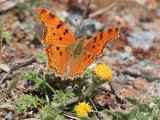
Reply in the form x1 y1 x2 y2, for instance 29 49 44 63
44 82 56 94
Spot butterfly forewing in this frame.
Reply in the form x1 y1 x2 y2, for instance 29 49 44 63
86 27 120 57
36 8 76 46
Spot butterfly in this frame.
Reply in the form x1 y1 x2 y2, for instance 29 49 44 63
36 8 120 80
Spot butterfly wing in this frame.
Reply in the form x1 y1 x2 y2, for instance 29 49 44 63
86 27 120 57
36 8 77 79
44 45 72 79
68 27 120 79
36 8 76 46
67 50 95 78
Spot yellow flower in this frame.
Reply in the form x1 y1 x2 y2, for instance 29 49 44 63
75 101 92 117
92 63 112 81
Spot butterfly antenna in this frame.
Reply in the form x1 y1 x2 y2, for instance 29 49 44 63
75 19 80 34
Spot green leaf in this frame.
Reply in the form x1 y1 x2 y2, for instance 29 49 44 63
15 94 45 114
138 103 151 112
111 111 127 119
101 110 127 120
1 27 12 44
152 96 160 104
37 104 63 120
7 77 19 92
52 89 75 106
127 107 139 120
125 97 140 105
136 113 150 120
84 69 92 78
101 109 113 116
36 52 47 62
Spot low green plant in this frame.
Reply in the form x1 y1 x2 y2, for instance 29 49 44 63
21 69 56 94
15 94 45 114
15 63 118 119
18 0 37 12
16 69 75 118
36 52 47 62
16 63 160 120
101 96 160 120
37 104 65 120
52 89 75 106
1 27 12 44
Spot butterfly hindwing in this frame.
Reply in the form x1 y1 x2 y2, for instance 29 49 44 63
44 45 72 79
36 8 76 46
67 50 95 78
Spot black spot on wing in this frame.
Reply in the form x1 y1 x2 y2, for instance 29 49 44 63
59 37 62 41
41 9 47 14
64 32 66 35
49 13 55 19
65 29 68 33
108 28 113 32
53 33 55 36
88 55 91 58
115 27 119 32
56 46 60 50
100 33 103 40
94 37 96 43
60 51 62 56
93 45 95 48
57 21 63 29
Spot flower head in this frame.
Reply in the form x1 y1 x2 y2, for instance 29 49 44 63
92 63 112 81
75 101 92 117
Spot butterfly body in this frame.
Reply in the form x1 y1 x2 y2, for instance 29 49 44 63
36 8 120 79
72 37 86 56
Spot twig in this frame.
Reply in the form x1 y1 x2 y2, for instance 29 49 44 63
108 81 125 104
89 0 118 18
74 0 91 34
0 57 37 84
62 112 78 120
0 21 3 62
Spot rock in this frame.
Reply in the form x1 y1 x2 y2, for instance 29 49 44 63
101 56 116 65
138 59 155 66
124 46 132 54
0 0 18 12
120 52 131 60
80 19 105 34
126 31 156 50
66 13 82 26
113 52 131 63
113 75 136 84
127 56 137 64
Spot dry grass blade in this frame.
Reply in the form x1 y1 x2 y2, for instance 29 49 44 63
0 24 2 62
89 0 118 18
74 0 91 34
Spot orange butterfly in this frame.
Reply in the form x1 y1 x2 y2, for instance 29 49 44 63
36 8 120 79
